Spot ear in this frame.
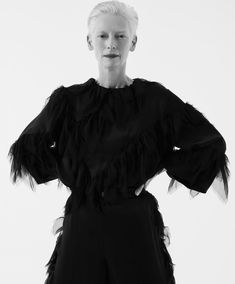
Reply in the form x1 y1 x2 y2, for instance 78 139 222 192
87 35 93 50
130 35 137 52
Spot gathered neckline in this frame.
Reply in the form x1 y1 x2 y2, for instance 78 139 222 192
90 77 138 92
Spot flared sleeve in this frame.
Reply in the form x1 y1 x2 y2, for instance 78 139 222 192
8 85 68 189
161 86 230 203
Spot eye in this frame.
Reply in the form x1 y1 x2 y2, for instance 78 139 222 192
97 34 125 38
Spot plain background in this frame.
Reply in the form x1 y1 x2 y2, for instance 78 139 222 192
1 0 234 283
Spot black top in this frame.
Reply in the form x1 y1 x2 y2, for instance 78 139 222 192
8 77 230 210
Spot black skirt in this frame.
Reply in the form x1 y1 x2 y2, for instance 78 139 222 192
44 190 176 284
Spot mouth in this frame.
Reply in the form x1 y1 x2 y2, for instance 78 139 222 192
103 54 119 58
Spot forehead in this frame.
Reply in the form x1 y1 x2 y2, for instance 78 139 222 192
92 14 129 33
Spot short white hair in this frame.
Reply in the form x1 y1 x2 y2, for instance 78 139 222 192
87 0 139 39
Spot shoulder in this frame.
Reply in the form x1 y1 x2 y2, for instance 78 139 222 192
140 78 185 112
64 78 93 96
45 85 68 107
48 79 92 106
136 77 165 92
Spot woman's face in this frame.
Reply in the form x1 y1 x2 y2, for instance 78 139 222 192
87 14 137 70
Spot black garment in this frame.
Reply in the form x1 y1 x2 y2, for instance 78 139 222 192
45 190 174 284
8 77 230 284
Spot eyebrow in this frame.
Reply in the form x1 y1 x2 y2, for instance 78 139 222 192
98 30 127 33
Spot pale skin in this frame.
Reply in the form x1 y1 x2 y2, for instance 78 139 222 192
87 13 137 88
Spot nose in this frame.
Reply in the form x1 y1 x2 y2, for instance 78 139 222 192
107 43 116 50
107 45 116 50
106 36 117 50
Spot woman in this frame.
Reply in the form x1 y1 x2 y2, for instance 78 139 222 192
8 1 230 284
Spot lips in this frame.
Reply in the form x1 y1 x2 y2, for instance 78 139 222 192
104 54 119 58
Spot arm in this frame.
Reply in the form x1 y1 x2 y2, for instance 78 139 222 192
8 85 68 189
161 87 230 202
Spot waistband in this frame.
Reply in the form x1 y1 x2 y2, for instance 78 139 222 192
64 188 159 216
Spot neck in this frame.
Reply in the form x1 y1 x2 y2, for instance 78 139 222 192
97 66 132 88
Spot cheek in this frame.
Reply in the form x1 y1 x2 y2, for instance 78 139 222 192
121 44 130 54
121 40 131 49
96 42 105 52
